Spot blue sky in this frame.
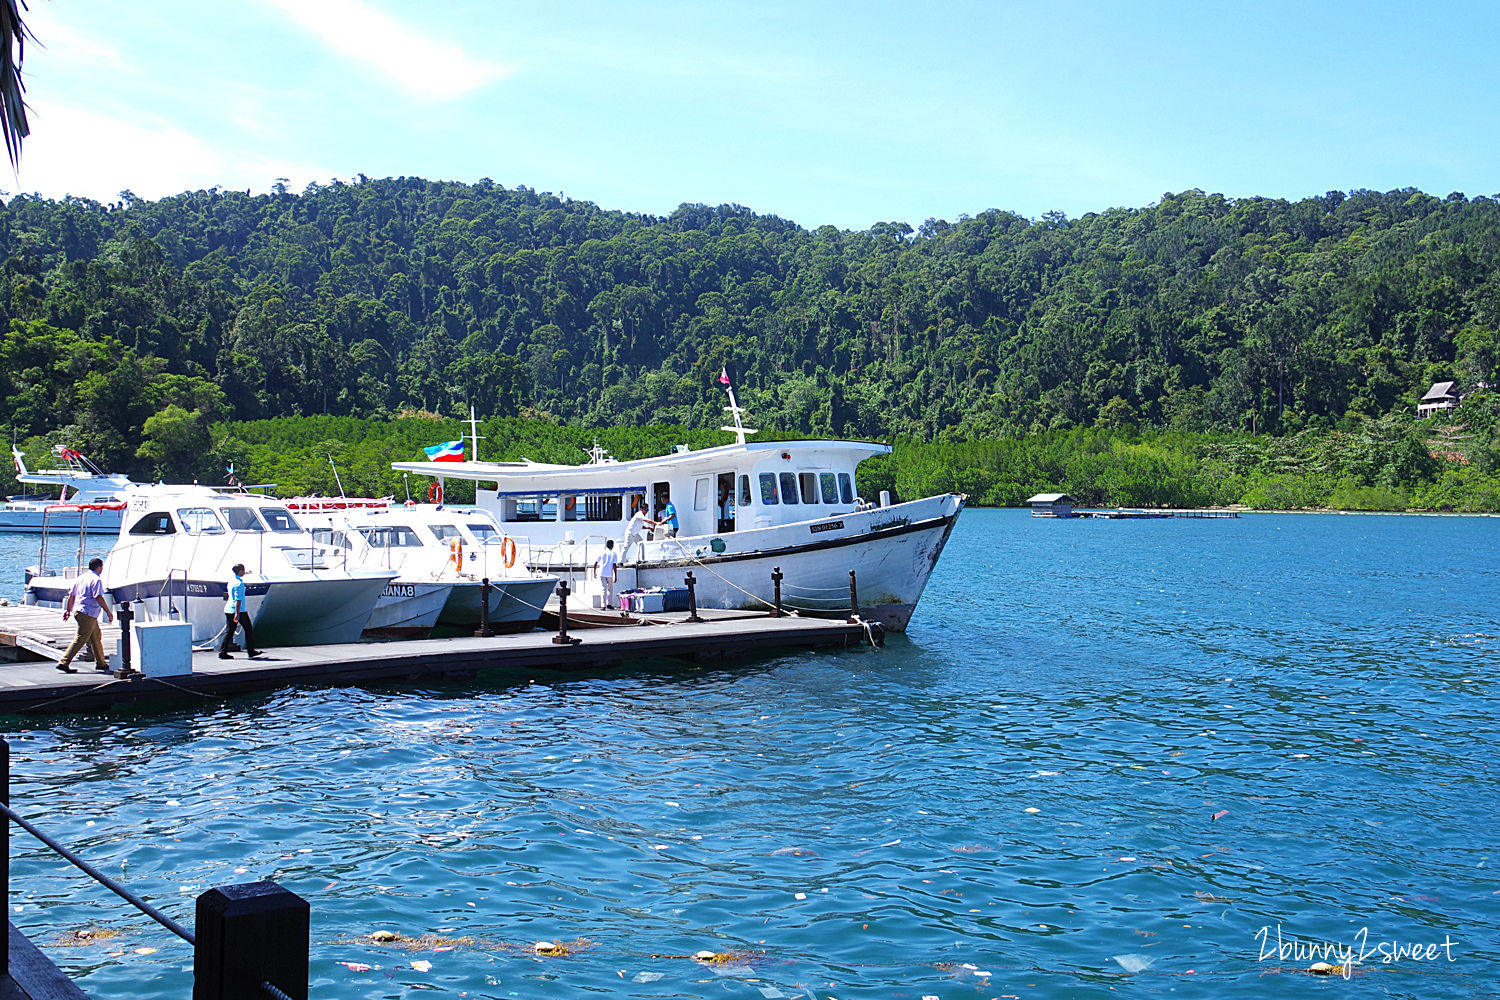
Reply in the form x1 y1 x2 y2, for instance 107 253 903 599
11 0 1498 231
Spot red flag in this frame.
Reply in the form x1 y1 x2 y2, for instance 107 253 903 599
718 368 731 385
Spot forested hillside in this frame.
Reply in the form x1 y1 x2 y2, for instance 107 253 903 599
1 178 1497 505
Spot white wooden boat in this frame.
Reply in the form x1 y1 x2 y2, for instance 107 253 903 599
391 402 964 631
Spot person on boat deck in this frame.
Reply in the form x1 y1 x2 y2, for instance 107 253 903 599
57 557 118 674
656 494 679 539
219 563 260 659
624 495 652 560
593 539 620 609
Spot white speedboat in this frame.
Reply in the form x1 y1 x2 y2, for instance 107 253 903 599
26 485 397 646
390 398 965 631
2 446 136 533
291 501 557 635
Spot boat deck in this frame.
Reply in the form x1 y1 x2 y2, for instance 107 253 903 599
0 605 882 714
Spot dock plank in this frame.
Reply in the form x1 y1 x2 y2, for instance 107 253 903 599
0 609 882 714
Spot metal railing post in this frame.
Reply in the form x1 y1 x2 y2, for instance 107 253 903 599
474 578 494 638
847 570 860 623
771 566 784 617
193 881 308 1000
684 571 703 623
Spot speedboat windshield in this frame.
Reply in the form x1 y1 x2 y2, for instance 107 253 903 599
260 508 302 532
360 525 423 548
223 507 265 532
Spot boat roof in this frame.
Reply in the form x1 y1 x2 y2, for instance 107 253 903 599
390 438 891 485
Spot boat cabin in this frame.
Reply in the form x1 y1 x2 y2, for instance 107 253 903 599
394 439 885 545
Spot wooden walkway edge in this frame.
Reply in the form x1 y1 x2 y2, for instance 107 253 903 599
0 609 883 715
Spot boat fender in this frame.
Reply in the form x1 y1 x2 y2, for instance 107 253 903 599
501 536 518 569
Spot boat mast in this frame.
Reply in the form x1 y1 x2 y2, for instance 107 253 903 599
719 372 757 446
467 406 484 462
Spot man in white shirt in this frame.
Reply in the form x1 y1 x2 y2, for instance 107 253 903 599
593 539 619 609
623 494 652 561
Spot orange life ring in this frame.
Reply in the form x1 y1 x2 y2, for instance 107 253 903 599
565 496 576 512
500 536 517 569
448 536 463 570
427 481 443 504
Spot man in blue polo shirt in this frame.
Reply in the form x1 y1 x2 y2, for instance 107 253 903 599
657 494 678 539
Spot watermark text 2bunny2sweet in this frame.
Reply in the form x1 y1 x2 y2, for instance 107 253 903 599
1255 924 1456 978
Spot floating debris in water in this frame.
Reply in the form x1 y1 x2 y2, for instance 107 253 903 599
410 959 432 972
1112 953 1153 973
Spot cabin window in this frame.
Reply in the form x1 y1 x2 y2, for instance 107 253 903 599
260 508 302 532
758 473 779 505
577 495 622 521
799 472 818 504
820 473 838 504
779 472 799 504
429 524 463 541
177 508 223 534
838 473 854 504
505 497 557 522
223 508 264 532
361 525 423 548
694 477 711 511
311 528 351 549
738 475 751 507
467 522 499 542
129 512 176 535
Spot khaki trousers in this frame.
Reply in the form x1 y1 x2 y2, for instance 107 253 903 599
59 612 106 669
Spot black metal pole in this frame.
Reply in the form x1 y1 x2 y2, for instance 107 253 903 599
474 578 494 638
685 571 703 623
552 581 581 645
847 570 860 623
193 882 309 1000
119 601 134 675
1 738 8 983
772 566 784 617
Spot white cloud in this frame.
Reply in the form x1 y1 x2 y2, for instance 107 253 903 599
261 0 512 101
23 7 131 74
9 101 338 202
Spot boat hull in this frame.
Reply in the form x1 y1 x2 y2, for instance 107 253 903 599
364 580 453 638
437 577 556 631
29 574 396 647
0 507 123 534
528 494 965 632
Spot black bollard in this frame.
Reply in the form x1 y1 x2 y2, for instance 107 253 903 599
474 578 494 638
771 566 784 618
685 571 703 623
847 570 860 623
119 601 135 674
552 581 582 645
193 881 309 1000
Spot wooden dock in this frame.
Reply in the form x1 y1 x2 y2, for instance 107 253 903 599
0 606 883 715
1037 508 1240 520
0 604 124 663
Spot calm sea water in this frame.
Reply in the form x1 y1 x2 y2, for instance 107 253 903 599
1 510 1496 999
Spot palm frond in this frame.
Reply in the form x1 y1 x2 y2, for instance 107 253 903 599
0 0 30 171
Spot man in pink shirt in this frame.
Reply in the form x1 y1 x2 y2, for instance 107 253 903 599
57 557 115 674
